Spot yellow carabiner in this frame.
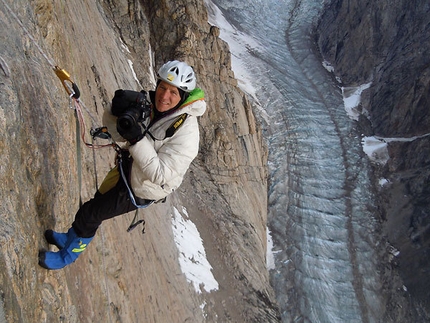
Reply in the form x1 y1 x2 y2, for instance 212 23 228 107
53 66 80 99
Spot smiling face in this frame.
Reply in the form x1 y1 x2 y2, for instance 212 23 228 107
154 81 182 112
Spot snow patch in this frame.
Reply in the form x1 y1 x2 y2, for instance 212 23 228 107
378 178 389 187
387 245 400 257
204 0 261 102
361 136 390 165
148 46 157 85
119 37 131 53
127 59 142 89
341 83 372 121
171 206 219 294
266 227 275 270
362 133 430 165
322 60 342 82
204 0 271 126
322 60 334 73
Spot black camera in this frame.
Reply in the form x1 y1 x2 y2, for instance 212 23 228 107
111 89 151 135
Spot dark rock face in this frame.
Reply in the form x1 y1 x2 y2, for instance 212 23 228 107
316 0 430 316
317 0 430 137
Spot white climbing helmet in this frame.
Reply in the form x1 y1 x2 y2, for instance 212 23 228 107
157 60 196 92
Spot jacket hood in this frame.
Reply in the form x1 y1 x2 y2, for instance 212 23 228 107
178 88 206 117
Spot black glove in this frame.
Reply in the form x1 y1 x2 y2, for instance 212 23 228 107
117 122 144 145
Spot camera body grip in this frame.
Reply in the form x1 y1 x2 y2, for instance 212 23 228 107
111 89 147 116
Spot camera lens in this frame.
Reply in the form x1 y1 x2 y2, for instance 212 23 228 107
118 114 134 131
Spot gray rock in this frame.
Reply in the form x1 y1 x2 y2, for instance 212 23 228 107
316 0 430 320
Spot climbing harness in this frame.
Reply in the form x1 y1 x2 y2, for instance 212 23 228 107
127 214 146 234
116 149 155 209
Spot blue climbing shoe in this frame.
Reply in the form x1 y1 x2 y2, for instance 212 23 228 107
44 229 68 249
39 227 93 270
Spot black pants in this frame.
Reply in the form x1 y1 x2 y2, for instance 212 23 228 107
72 176 137 238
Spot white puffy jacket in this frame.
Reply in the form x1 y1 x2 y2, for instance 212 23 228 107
103 88 207 200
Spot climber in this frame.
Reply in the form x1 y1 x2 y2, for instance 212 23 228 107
38 60 207 270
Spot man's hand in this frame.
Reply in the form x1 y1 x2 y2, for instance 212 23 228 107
117 122 144 145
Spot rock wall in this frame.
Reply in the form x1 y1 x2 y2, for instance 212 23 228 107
315 0 430 316
0 0 279 322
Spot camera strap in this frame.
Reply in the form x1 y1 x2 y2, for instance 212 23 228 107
165 113 188 138
144 113 189 141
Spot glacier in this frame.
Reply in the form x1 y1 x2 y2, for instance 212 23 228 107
204 0 387 322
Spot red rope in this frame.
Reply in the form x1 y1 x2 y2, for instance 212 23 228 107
72 98 114 149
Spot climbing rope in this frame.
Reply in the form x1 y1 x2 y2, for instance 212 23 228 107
4 8 116 208
2 0 114 149
0 0 55 67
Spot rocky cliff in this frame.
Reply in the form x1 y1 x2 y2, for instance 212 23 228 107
316 0 430 315
0 0 279 322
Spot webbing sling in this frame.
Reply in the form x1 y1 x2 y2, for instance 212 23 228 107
117 156 154 209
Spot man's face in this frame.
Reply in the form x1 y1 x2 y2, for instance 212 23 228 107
155 81 182 112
